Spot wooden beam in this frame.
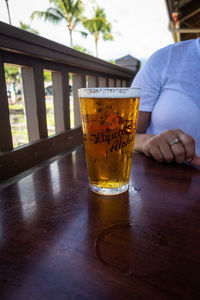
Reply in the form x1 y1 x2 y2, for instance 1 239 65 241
52 71 70 132
33 64 48 138
180 0 200 21
0 128 83 182
0 57 13 151
0 21 135 80
98 77 107 87
72 74 86 128
108 78 115 87
171 28 200 33
180 7 200 23
87 75 99 88
21 67 40 142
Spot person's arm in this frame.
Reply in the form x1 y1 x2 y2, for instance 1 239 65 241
131 47 200 166
135 111 200 166
134 111 153 152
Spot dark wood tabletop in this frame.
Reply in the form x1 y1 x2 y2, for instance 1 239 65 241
0 145 200 300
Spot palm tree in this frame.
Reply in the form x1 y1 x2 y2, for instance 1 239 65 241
19 21 40 35
82 6 114 57
30 0 84 47
5 0 12 24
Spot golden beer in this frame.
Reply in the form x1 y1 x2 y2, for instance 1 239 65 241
78 88 140 195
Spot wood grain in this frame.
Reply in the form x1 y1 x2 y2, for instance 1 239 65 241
0 147 200 299
0 57 13 151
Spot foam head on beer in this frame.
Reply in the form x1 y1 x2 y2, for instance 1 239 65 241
78 87 140 98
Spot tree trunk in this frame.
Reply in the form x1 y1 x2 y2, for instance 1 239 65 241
5 0 12 25
69 29 73 47
95 36 98 57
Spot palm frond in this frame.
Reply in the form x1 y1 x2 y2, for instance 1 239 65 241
19 21 40 35
47 7 65 20
79 30 88 38
31 9 62 23
51 0 65 10
73 0 84 18
102 33 114 41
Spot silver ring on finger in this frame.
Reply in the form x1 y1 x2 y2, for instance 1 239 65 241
169 138 180 147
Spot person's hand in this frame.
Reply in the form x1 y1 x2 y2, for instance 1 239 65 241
141 129 200 166
189 154 200 166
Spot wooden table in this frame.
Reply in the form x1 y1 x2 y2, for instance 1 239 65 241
0 145 200 300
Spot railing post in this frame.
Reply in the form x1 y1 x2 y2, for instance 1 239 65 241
87 75 99 88
116 79 121 87
122 80 127 87
21 67 40 142
52 71 70 132
33 64 48 138
108 79 115 87
99 77 107 87
0 57 13 151
72 74 86 128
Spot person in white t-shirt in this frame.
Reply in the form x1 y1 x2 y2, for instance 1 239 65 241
131 38 200 166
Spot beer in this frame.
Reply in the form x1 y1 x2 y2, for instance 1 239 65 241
78 88 140 195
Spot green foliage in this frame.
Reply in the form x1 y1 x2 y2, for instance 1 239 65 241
19 21 40 35
31 0 84 46
82 5 114 57
108 59 116 64
4 65 20 83
30 1 117 57
44 70 52 82
31 8 64 24
73 45 92 55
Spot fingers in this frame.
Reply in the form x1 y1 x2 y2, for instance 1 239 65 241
143 129 197 164
190 154 200 166
146 144 164 162
159 143 174 163
143 134 170 163
168 137 186 164
177 131 195 161
161 129 196 164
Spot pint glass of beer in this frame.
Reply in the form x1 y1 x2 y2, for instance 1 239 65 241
78 88 140 195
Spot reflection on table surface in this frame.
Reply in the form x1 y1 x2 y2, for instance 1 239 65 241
0 146 200 300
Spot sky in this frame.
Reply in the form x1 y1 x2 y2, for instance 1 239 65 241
0 0 174 62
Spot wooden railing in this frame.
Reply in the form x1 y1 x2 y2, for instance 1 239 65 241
0 21 137 182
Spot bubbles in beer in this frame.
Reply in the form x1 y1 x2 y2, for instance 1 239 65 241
79 94 139 191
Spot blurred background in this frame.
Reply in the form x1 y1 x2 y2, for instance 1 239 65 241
0 0 174 63
1 0 199 148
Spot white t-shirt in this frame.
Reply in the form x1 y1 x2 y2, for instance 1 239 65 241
131 38 200 156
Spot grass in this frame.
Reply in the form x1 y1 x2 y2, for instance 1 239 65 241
9 97 75 148
9 103 23 110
